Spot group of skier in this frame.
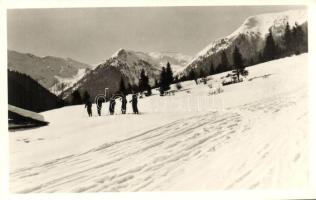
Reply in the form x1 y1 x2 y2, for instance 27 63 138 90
84 93 139 117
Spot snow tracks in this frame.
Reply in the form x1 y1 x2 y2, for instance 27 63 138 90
10 89 308 192
10 110 246 192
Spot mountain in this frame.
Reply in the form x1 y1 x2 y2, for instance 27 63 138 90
107 49 192 84
145 51 192 73
63 49 191 101
181 9 308 76
8 70 65 112
7 50 92 95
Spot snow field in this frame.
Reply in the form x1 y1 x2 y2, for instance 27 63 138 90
10 54 309 192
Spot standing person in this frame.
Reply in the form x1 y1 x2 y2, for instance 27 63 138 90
85 99 92 117
109 97 116 115
121 96 127 114
97 98 104 116
130 93 139 114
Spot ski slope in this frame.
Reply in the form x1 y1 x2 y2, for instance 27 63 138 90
9 54 309 192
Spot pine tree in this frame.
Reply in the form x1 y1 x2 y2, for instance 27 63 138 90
209 62 214 75
119 77 127 95
249 58 254 66
233 46 244 81
292 22 306 54
138 69 145 92
200 69 206 78
174 76 179 83
71 90 83 105
283 22 293 55
188 69 198 84
263 28 278 61
82 90 90 103
154 79 159 88
221 51 229 71
165 62 174 86
159 67 167 95
146 81 152 96
127 83 132 94
139 69 151 96
139 69 147 92
131 84 139 93
188 69 195 80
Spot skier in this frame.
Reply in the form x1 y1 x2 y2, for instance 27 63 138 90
109 97 116 115
97 98 104 116
130 93 139 114
121 96 127 114
84 99 92 117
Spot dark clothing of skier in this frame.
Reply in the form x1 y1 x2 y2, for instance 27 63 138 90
121 96 127 114
97 99 104 116
109 98 116 115
85 100 92 117
130 94 139 114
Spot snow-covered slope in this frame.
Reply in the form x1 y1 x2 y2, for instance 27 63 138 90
182 9 307 76
50 68 91 95
10 54 309 192
7 50 92 95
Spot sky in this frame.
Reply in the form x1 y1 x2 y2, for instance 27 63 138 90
7 5 305 65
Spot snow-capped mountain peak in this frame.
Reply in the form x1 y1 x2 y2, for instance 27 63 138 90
63 49 192 100
184 9 307 76
110 48 192 73
229 9 307 39
196 9 307 59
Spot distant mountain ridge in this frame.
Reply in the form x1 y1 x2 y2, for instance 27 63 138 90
7 50 92 95
62 49 192 101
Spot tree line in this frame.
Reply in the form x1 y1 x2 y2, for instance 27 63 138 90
261 22 307 62
180 22 307 82
8 70 65 112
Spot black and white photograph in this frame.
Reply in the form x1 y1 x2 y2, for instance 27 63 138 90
1 0 316 198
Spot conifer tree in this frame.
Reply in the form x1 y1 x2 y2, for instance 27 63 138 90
200 69 206 78
159 67 167 95
71 90 83 105
188 68 198 84
165 62 174 86
119 77 127 95
139 69 151 96
233 46 244 81
174 76 179 83
188 68 196 80
221 51 229 71
82 90 90 103
263 28 278 61
209 62 214 75
127 83 132 94
283 22 293 55
292 22 306 54
154 79 159 88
